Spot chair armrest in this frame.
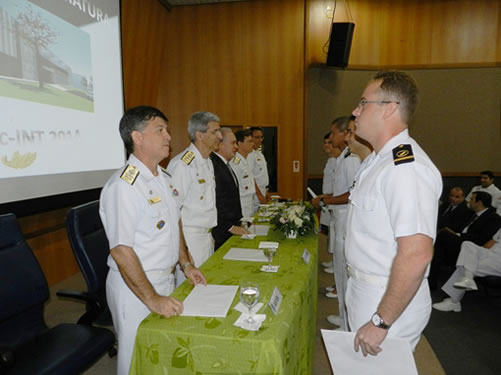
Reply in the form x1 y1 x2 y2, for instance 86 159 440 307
0 347 14 371
57 289 95 304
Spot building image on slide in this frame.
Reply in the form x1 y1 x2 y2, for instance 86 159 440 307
0 0 94 112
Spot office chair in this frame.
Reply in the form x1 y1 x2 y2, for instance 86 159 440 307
0 213 115 375
57 200 112 326
474 276 501 297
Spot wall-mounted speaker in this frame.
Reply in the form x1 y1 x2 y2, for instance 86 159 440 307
326 22 355 69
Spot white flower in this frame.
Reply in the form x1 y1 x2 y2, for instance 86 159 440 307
279 216 287 224
294 217 303 227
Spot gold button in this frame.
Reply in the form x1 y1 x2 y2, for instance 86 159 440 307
200 196 204 200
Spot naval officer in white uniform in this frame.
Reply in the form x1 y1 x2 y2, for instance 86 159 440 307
247 127 270 210
100 106 206 374
167 111 222 272
346 71 442 355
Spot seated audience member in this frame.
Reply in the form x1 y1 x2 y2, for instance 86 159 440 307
230 130 257 217
466 170 501 215
433 227 501 312
437 187 473 232
429 191 501 288
211 128 249 250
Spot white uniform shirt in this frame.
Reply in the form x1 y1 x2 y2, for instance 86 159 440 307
230 152 256 213
466 183 501 215
346 129 442 276
322 157 337 195
248 149 269 194
100 154 180 272
328 147 361 210
167 143 217 229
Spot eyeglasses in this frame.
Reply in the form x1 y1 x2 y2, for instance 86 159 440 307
358 99 400 109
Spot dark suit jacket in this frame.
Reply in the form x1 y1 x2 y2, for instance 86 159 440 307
210 152 243 250
437 200 473 233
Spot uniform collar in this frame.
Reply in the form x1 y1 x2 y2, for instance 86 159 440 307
128 154 159 182
188 142 206 162
377 129 410 157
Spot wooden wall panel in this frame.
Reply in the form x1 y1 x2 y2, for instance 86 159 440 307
306 0 501 68
157 0 306 199
121 0 170 108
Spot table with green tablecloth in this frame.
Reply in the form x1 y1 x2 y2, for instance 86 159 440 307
129 226 318 375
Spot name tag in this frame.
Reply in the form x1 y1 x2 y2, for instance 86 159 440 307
243 175 249 179
148 197 162 204
302 248 311 264
268 287 283 316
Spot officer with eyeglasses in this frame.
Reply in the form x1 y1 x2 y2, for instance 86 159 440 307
345 71 442 356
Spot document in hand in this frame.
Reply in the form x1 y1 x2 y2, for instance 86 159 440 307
321 330 418 375
181 284 238 318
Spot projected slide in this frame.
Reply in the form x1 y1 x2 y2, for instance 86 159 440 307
0 0 124 203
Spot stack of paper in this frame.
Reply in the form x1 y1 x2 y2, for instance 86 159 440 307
223 248 268 262
181 284 238 317
258 241 279 249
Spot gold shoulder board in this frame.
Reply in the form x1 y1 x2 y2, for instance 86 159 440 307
120 165 139 185
233 156 241 165
181 151 195 165
392 144 415 166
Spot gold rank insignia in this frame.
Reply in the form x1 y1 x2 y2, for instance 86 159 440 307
243 175 249 179
198 179 206 184
157 220 165 230
120 165 139 185
233 157 241 164
181 151 195 165
392 144 415 166
148 197 162 204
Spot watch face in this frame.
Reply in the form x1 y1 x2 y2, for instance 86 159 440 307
372 314 382 326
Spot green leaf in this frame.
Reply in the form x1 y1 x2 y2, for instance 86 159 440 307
205 317 222 329
171 347 189 368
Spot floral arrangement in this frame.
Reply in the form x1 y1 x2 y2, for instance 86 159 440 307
270 202 317 238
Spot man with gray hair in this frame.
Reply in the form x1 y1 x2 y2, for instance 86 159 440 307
167 111 222 275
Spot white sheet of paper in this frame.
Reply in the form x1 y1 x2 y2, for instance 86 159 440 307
258 241 279 249
321 330 418 375
250 224 270 236
181 284 238 318
223 248 268 262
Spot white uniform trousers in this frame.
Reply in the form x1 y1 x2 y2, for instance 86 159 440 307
176 226 214 286
106 269 175 375
331 205 348 330
327 211 335 254
241 196 256 218
346 277 431 351
442 241 501 302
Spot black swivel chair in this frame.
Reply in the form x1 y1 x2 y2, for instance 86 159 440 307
57 200 112 326
0 213 115 375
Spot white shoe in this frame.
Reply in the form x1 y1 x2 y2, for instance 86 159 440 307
453 277 478 291
432 298 462 312
323 267 334 274
325 286 336 293
327 315 342 325
321 260 333 268
325 291 338 299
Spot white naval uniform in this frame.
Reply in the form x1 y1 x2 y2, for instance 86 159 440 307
320 156 337 227
230 152 257 217
100 154 180 375
466 183 501 216
167 143 217 271
248 149 269 212
345 129 442 350
442 228 501 301
329 147 361 330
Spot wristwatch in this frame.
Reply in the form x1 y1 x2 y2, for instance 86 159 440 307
319 197 325 207
371 312 391 329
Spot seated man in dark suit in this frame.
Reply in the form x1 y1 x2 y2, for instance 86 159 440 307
429 191 501 289
211 128 249 250
437 186 473 233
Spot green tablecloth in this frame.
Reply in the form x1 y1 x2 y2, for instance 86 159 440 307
130 227 318 375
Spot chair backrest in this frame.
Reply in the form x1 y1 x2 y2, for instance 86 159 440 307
0 213 49 349
66 200 110 297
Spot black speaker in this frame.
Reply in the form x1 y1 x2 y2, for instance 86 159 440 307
326 22 355 68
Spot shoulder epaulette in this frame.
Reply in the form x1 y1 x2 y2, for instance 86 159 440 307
233 156 241 165
344 151 351 158
392 144 414 166
181 150 195 165
120 165 139 185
